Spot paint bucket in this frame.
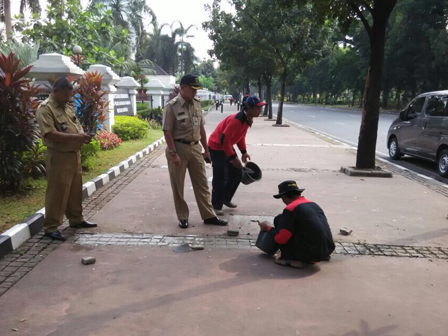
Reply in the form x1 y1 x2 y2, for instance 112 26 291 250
241 161 262 185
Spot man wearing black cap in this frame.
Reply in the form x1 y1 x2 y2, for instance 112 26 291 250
163 74 227 228
259 180 335 268
208 96 266 215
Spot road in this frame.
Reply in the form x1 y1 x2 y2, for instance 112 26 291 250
274 103 448 185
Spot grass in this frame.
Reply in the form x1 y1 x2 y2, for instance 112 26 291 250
0 129 163 233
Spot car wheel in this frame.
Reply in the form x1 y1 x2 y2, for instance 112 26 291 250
389 137 402 160
437 149 448 178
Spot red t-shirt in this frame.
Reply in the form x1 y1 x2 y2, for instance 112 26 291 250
208 111 250 160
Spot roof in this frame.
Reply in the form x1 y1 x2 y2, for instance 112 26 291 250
141 62 169 76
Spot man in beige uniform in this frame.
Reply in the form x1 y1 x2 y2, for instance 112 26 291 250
163 74 227 228
36 78 98 241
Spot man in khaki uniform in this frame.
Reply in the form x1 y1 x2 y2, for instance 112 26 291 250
36 78 98 241
163 74 227 228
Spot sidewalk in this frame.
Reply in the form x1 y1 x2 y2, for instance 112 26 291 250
0 103 447 335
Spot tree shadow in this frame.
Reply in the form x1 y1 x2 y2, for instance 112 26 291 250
47 251 320 335
329 319 423 336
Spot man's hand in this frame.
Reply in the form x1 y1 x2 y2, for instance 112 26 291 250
242 153 251 163
172 153 182 167
259 221 271 232
230 157 244 169
203 150 211 164
75 133 92 144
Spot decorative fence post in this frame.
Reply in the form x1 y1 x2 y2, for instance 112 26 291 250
115 76 140 116
29 53 84 100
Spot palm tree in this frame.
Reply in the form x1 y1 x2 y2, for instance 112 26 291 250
90 0 155 51
1 0 12 40
1 0 41 41
170 21 197 75
20 0 41 16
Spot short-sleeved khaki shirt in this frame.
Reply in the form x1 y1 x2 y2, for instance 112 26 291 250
36 95 83 152
162 93 205 141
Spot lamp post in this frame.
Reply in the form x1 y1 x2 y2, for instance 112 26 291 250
73 45 83 67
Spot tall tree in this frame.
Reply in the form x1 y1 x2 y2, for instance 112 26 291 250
20 0 41 16
302 0 398 169
205 0 326 124
2 0 12 40
91 0 155 51
171 21 197 75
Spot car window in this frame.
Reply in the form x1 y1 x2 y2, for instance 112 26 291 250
425 96 448 117
407 97 426 118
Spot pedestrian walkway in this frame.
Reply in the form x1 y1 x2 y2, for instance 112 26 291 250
0 102 447 335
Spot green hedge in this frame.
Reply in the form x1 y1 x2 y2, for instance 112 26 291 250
113 116 150 141
137 106 163 120
201 100 214 108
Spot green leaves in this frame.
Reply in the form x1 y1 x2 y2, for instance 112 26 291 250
0 52 41 193
13 0 132 72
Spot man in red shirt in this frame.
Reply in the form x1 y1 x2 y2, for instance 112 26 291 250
208 96 265 215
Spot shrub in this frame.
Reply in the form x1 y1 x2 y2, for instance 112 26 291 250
0 53 41 194
80 139 100 171
201 100 214 109
137 107 150 120
96 130 122 150
22 139 47 180
113 116 149 141
148 119 162 130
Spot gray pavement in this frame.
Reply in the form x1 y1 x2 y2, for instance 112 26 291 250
0 103 448 335
279 102 448 184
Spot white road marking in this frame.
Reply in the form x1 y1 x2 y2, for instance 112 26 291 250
282 117 448 189
335 122 346 125
349 115 359 118
308 115 316 118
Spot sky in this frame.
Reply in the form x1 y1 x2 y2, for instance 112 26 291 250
10 0 235 62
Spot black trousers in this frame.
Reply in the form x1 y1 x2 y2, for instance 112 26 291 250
209 148 243 210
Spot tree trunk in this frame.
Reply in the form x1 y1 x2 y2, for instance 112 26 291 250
4 0 12 40
276 71 287 125
382 86 389 109
396 91 401 110
258 75 262 100
356 13 390 169
351 90 356 106
265 76 273 119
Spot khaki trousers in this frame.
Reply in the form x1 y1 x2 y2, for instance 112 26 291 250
166 143 216 221
43 149 84 233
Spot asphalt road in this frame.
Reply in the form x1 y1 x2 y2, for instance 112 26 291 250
274 103 448 185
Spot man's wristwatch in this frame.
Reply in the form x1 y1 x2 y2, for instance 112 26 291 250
169 149 177 156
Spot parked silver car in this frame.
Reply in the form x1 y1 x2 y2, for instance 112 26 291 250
387 90 448 177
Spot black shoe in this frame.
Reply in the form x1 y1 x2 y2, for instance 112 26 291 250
179 219 189 229
204 217 228 226
224 201 237 208
72 221 98 228
44 231 66 241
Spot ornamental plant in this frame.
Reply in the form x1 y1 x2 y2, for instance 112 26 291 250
169 85 180 101
113 116 149 141
0 53 41 194
96 130 122 150
75 71 109 136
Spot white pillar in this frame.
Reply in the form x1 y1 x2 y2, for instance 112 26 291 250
116 76 139 116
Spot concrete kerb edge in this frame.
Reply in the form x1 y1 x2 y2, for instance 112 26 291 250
0 136 166 258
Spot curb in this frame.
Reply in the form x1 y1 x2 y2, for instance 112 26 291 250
0 136 166 258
